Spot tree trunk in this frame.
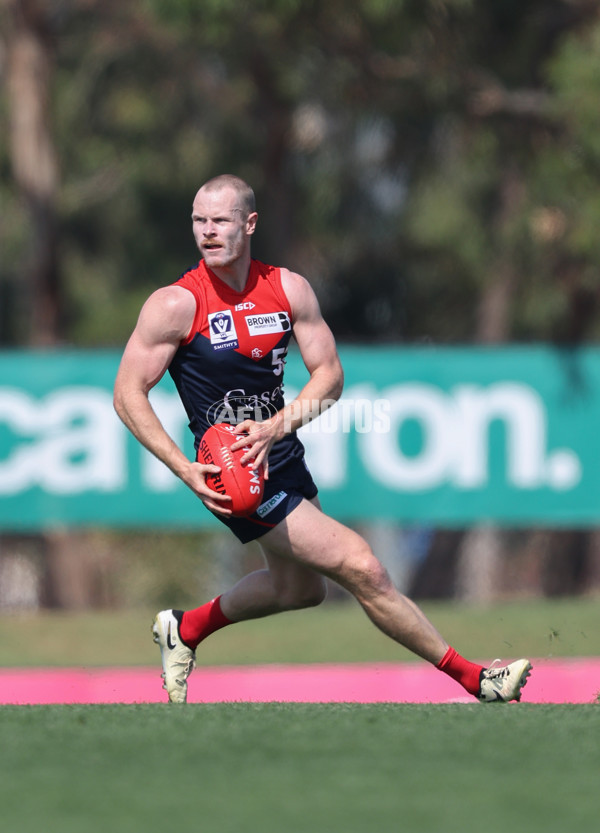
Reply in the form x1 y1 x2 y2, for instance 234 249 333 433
5 0 62 345
456 164 527 602
3 2 103 608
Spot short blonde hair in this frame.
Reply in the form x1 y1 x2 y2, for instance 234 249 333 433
200 174 256 215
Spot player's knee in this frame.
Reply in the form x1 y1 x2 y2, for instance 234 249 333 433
340 544 392 598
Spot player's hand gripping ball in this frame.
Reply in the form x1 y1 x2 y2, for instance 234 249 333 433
197 423 265 516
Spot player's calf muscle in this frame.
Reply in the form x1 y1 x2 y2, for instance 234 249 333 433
277 581 327 611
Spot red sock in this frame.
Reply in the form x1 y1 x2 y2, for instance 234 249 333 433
436 646 484 696
179 596 233 650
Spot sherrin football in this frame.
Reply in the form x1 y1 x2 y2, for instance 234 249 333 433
197 423 265 517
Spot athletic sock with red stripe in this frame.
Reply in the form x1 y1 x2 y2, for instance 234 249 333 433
436 646 484 696
179 596 233 650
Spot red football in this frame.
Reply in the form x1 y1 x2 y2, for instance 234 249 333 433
197 423 265 517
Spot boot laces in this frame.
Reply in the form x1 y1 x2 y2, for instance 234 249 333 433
483 659 508 680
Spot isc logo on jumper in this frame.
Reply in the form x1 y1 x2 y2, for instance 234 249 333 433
245 311 291 336
208 310 238 351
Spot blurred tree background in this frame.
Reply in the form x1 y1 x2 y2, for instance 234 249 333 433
1 0 600 609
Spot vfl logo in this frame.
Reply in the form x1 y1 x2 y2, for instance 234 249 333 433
208 310 238 351
245 311 291 336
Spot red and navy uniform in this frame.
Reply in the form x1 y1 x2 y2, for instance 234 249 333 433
168 258 317 542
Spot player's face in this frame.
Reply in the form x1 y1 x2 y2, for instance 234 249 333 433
191 187 256 270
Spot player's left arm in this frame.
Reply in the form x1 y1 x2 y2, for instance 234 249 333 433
233 268 343 472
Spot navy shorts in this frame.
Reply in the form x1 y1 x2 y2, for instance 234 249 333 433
213 454 318 544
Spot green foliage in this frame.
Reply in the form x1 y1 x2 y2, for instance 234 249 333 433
3 0 600 345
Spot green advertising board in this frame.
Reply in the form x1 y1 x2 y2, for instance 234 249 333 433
1 347 599 529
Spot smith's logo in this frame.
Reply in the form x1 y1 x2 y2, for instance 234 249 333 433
208 310 238 351
246 312 291 336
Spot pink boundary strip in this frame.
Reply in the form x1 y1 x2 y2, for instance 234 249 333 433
1 659 598 705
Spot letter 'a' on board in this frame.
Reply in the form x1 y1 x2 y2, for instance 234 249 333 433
197 423 265 516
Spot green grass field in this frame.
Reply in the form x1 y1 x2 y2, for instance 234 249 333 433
1 595 598 666
1 597 599 832
1 702 598 833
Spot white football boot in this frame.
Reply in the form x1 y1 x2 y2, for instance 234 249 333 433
151 609 196 704
478 658 532 702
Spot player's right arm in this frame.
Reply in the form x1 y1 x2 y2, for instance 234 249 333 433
113 286 232 514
